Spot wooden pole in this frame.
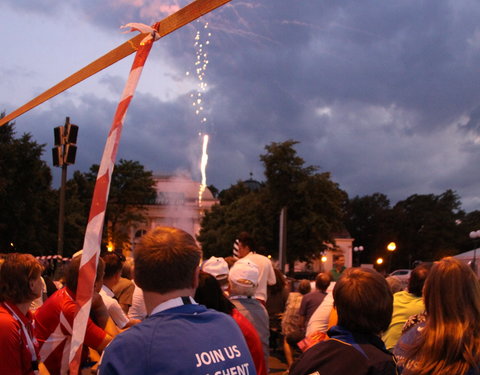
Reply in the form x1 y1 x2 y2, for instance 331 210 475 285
0 0 232 127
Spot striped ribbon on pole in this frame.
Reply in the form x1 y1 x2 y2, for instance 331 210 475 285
0 0 232 128
233 239 240 259
68 30 155 375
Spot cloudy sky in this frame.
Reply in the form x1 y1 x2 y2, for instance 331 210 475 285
2 0 480 212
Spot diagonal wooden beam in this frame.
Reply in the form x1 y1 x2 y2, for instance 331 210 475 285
0 0 232 127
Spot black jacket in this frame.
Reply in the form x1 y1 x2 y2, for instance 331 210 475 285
290 326 397 375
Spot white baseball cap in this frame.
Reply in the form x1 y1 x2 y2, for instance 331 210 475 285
202 256 229 280
229 258 259 287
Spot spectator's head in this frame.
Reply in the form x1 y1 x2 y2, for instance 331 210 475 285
298 279 312 295
386 275 404 294
194 271 234 315
237 232 255 257
333 254 345 269
424 257 480 324
228 258 259 297
134 226 202 294
65 256 105 294
408 262 433 297
121 258 134 279
334 267 393 334
0 253 43 304
202 256 229 290
101 252 124 281
315 272 331 292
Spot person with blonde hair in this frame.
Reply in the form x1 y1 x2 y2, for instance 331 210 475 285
395 257 480 375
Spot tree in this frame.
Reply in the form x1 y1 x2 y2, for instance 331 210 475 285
260 141 347 263
199 187 274 258
79 159 157 251
0 117 57 254
344 193 396 264
457 210 480 252
391 190 465 267
198 140 347 264
57 171 93 256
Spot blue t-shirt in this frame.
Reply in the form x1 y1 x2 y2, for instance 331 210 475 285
99 303 256 375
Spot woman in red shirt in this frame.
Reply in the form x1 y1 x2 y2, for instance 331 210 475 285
0 253 43 375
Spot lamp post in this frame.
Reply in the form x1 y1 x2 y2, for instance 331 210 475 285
353 245 364 267
386 242 397 273
469 230 480 274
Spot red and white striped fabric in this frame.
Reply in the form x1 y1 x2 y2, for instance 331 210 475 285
68 27 156 374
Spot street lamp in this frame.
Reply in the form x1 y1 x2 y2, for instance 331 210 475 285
353 245 364 267
469 230 480 273
387 242 397 252
376 257 384 265
386 242 397 273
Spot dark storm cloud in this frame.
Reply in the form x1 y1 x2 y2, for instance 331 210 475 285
3 0 480 211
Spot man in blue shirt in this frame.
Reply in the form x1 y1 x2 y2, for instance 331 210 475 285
99 227 256 375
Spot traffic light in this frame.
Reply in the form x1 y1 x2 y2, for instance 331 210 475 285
52 146 63 167
52 117 78 166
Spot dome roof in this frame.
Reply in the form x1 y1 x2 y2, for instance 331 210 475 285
243 178 262 191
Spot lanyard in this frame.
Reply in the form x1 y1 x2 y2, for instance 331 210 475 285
2 302 39 374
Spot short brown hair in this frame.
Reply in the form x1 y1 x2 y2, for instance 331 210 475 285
0 253 43 304
101 252 124 279
237 232 255 251
334 267 393 334
298 279 312 295
66 256 105 293
408 262 432 297
134 227 202 294
315 272 331 291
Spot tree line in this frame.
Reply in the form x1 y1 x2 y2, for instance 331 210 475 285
0 118 156 257
199 141 480 269
1 116 479 266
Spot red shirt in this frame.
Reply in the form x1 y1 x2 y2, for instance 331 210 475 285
232 308 267 375
34 288 106 375
0 302 39 375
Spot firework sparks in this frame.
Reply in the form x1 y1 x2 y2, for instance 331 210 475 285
199 133 209 204
186 21 212 206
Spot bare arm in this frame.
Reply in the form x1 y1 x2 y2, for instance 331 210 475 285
91 292 110 329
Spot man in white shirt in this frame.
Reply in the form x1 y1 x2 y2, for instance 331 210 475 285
305 281 336 336
237 232 276 303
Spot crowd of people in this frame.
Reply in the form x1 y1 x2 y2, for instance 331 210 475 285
1 228 480 375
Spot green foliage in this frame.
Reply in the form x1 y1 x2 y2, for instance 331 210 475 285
198 140 347 263
391 190 465 266
199 189 274 257
79 159 156 251
58 171 93 256
344 193 396 264
0 118 57 254
345 190 470 268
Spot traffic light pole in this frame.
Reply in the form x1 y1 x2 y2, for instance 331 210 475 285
57 163 67 256
52 116 78 256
